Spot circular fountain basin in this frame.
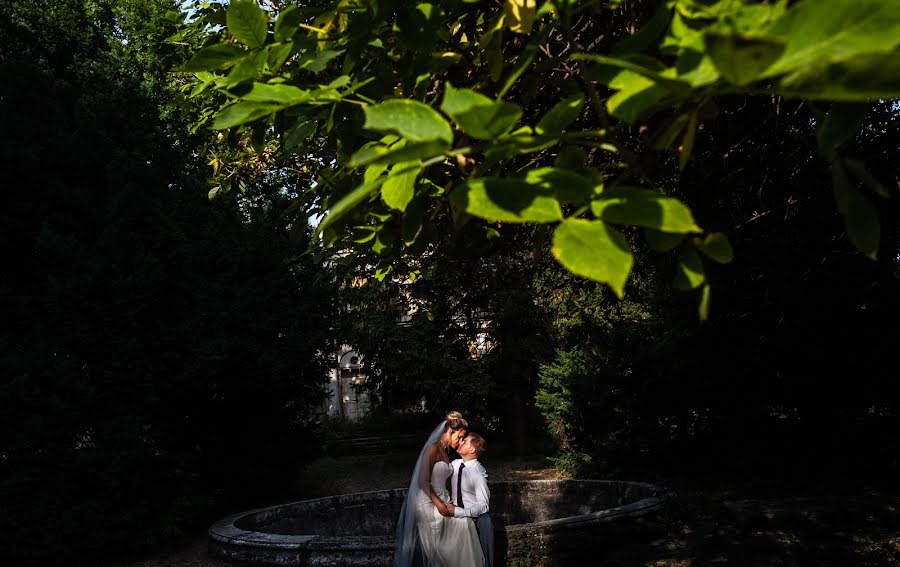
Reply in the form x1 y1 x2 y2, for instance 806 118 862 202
209 480 671 566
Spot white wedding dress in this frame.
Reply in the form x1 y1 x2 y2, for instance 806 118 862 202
415 460 485 567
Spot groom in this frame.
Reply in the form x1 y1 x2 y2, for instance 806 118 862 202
447 433 494 567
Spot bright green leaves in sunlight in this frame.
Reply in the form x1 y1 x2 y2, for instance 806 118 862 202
175 0 895 318
551 220 634 299
674 246 706 291
705 34 784 87
452 168 594 223
762 0 900 77
213 101 280 129
693 233 734 264
274 5 302 42
363 100 453 146
227 0 269 49
182 44 247 72
440 84 522 140
707 0 900 99
590 186 702 234
504 0 536 35
382 161 423 212
535 95 585 135
349 139 448 168
242 83 311 105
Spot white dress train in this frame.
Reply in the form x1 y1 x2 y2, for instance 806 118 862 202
415 461 485 567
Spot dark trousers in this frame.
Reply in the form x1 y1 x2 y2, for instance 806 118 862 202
475 513 494 567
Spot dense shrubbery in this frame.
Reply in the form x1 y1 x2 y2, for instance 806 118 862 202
0 2 334 565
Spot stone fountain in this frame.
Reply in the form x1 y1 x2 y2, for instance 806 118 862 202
209 479 671 566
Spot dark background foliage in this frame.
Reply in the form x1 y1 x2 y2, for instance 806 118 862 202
0 1 334 564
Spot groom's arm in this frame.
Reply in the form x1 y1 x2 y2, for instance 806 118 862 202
453 470 489 518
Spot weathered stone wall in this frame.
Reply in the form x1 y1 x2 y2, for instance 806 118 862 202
209 480 671 566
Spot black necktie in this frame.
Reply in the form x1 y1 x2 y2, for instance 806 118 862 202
456 462 465 508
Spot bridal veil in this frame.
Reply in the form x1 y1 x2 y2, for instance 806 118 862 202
392 419 445 567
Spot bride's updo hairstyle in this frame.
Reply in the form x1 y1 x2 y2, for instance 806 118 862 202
444 410 468 432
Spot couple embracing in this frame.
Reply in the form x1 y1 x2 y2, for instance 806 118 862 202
393 411 494 567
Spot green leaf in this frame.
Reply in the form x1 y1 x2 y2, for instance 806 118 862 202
274 5 302 41
315 174 391 236
762 0 900 79
224 51 265 87
481 132 558 169
833 158 881 258
351 225 377 244
212 101 280 129
693 233 733 264
372 231 393 255
672 43 721 88
551 219 634 299
645 229 684 252
504 0 536 34
844 186 881 260
349 139 448 168
816 103 869 153
674 246 705 291
285 120 316 150
650 113 690 151
698 284 711 321
452 180 561 223
554 146 587 170
575 54 692 94
267 41 294 72
590 186 702 233
402 193 426 245
452 168 594 223
242 82 311 104
228 0 269 49
440 84 522 140
679 107 699 171
298 49 345 73
363 100 453 145
844 159 890 198
705 33 785 86
182 43 247 71
777 50 900 101
535 95 585 135
498 25 549 99
364 162 388 184
832 160 852 215
605 72 671 125
381 161 422 211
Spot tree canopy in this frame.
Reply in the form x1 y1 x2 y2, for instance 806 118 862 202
176 0 898 317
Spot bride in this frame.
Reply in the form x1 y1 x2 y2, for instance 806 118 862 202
393 411 485 567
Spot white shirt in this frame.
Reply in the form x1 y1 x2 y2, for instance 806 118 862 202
450 458 489 518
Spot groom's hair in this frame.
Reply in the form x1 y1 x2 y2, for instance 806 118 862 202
467 432 486 456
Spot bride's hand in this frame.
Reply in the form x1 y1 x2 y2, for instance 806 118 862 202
440 502 455 517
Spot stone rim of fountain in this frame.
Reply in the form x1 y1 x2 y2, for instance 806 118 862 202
209 479 672 555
